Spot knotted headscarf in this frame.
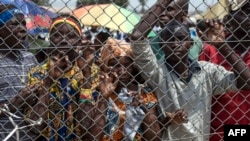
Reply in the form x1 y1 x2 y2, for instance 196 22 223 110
49 16 82 35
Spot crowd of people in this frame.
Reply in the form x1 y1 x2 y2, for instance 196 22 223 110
0 0 250 141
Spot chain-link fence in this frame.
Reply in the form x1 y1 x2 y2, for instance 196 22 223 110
0 0 250 141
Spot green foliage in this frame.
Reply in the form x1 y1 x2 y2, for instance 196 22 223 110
138 0 146 5
31 0 50 6
76 0 128 8
138 0 147 13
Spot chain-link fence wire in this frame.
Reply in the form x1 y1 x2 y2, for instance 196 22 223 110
0 0 250 140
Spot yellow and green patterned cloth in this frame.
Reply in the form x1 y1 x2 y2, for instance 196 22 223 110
28 60 99 141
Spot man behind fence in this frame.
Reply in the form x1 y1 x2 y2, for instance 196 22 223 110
127 0 250 140
197 0 250 140
0 4 40 141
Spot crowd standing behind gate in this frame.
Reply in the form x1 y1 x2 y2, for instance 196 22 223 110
0 0 250 141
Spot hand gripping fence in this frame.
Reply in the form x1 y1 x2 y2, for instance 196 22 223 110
0 104 43 141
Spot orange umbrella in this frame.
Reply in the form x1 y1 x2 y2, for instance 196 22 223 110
72 3 142 34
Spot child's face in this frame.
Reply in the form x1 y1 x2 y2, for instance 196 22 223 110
162 26 192 61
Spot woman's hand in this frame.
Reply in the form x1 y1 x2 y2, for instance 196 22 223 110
98 71 118 98
49 51 72 80
198 19 226 47
4 83 42 112
76 46 95 71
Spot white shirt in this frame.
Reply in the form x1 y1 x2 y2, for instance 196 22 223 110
131 40 238 141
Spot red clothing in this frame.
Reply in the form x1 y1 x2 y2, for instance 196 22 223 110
199 43 250 141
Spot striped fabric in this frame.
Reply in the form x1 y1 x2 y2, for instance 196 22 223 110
0 50 38 141
28 60 99 141
0 51 38 102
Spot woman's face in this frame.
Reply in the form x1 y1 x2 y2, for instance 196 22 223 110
49 23 81 61
107 56 134 84
0 14 27 49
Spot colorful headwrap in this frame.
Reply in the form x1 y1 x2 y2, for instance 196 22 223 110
0 8 23 27
100 37 132 66
49 17 82 35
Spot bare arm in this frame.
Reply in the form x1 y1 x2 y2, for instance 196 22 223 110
218 44 250 90
0 84 40 113
130 0 173 40
24 77 51 134
77 46 95 89
204 20 250 90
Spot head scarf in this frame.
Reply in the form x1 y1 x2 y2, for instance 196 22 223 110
100 37 132 66
49 16 82 35
0 7 23 27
